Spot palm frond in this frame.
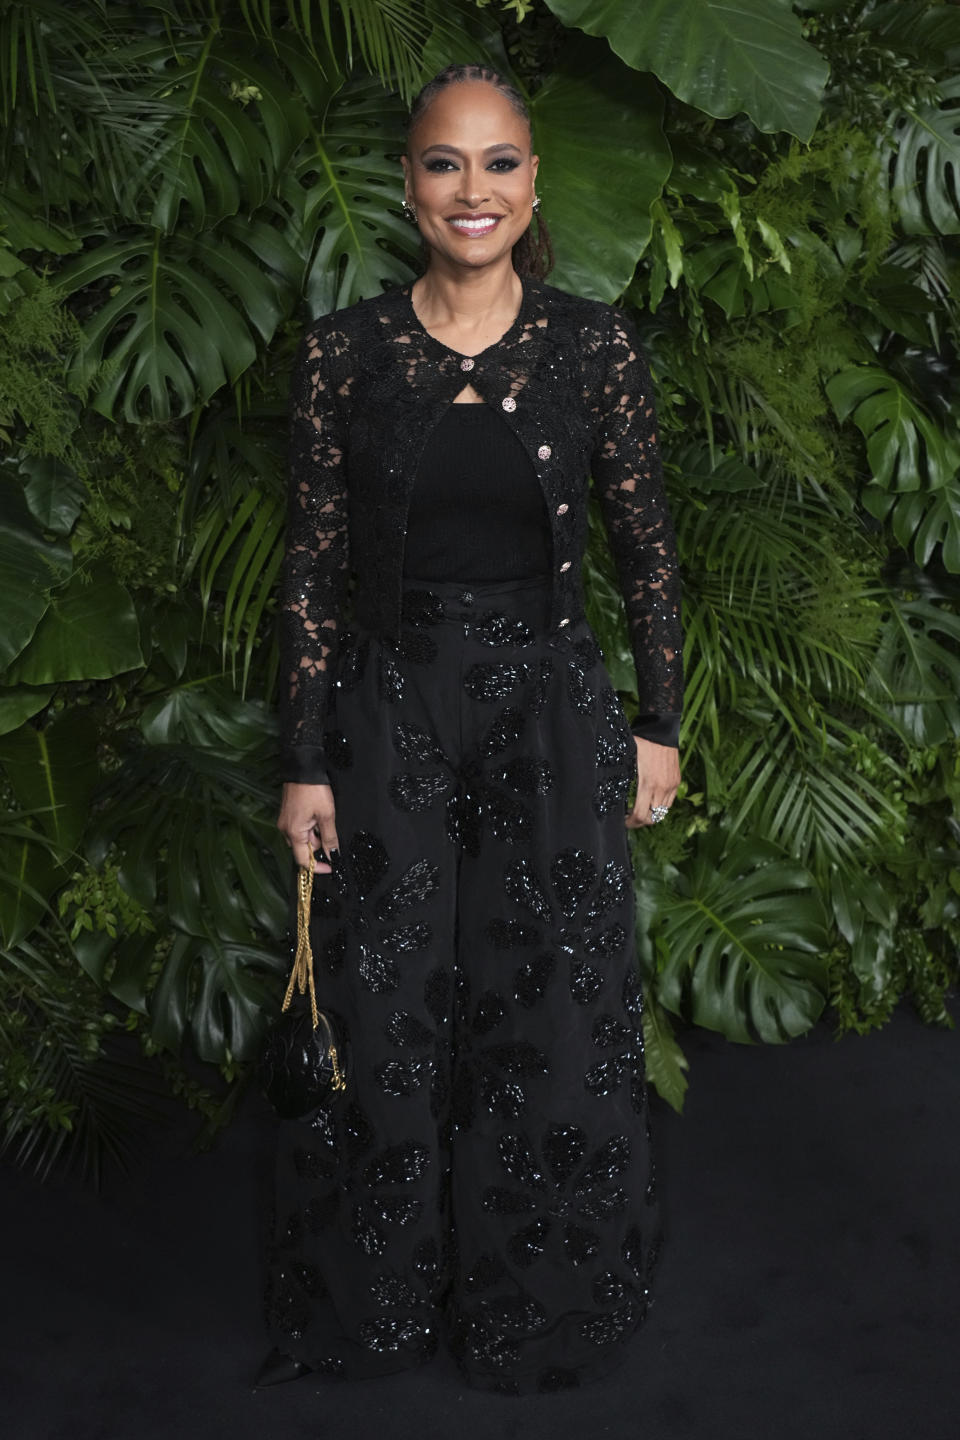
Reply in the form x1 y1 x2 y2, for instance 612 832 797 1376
237 0 467 103
721 707 901 872
0 930 172 1186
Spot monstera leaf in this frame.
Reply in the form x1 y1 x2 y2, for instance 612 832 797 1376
890 78 960 236
528 40 672 301
89 739 288 942
828 865 897 1010
656 833 829 1044
289 76 420 313
140 678 276 756
60 221 299 420
545 0 828 141
86 729 291 1063
826 364 955 492
150 930 285 1063
130 38 313 233
868 595 960 747
867 479 960 575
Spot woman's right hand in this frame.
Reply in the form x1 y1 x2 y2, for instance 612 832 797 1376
277 782 340 872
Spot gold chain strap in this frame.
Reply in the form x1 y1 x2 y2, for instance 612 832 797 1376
280 862 345 1091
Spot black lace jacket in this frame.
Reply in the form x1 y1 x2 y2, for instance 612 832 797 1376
279 273 683 784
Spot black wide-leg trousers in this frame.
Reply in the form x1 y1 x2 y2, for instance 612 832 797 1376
264 578 663 1395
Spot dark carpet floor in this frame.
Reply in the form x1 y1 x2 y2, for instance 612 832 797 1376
2 1002 957 1440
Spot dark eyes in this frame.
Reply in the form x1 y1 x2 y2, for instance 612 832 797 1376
424 157 520 173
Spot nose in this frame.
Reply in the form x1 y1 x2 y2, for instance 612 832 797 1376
456 163 490 209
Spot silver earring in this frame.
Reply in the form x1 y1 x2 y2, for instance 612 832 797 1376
532 195 541 213
402 199 418 222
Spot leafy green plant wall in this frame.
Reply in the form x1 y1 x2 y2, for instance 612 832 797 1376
2 0 958 1178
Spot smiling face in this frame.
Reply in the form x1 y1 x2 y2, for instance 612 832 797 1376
401 80 539 273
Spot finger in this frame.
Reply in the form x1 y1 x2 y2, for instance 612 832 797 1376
290 830 318 871
627 781 657 829
314 804 340 873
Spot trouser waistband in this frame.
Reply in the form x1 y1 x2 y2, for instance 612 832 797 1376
399 575 553 628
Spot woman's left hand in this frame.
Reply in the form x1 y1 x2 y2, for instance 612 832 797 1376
626 736 680 829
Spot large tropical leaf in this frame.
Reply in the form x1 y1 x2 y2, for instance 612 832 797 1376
8 567 143 685
0 710 100 945
87 721 290 1064
288 76 419 313
140 678 275 756
640 996 689 1114
828 865 897 1011
866 479 960 575
528 40 672 301
88 731 288 944
0 708 99 856
0 478 72 671
150 930 286 1063
682 235 801 318
867 594 960 748
656 833 830 1044
59 222 299 420
20 456 86 536
126 37 313 233
0 814 61 946
545 0 828 141
889 77 960 236
826 363 955 492
0 688 53 738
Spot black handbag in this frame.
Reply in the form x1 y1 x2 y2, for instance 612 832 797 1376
258 861 350 1119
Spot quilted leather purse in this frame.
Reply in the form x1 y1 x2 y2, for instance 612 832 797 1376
258 860 349 1119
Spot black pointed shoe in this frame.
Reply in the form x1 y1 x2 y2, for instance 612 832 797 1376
253 1347 314 1387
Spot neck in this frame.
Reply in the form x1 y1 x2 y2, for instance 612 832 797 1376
412 257 523 332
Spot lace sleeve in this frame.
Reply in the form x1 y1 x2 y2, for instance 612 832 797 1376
590 306 683 745
278 323 350 784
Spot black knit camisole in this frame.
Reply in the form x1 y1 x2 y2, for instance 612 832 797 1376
402 401 552 582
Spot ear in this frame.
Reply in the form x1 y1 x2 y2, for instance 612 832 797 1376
531 153 539 185
400 153 410 193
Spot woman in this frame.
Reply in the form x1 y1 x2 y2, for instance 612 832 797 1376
260 62 683 1396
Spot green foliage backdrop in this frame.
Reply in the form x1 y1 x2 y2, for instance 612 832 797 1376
1 0 958 1179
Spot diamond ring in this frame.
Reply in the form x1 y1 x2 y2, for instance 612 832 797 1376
650 805 670 823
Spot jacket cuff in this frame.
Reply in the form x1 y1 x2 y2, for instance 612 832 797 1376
279 745 331 785
630 712 682 748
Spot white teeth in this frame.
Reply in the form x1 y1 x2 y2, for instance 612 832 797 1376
449 218 499 231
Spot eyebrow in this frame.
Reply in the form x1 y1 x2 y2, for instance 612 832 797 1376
419 142 523 158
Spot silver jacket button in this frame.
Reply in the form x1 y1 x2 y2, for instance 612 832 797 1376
559 560 572 572
501 396 517 412
538 444 551 460
556 502 569 515
460 357 475 371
